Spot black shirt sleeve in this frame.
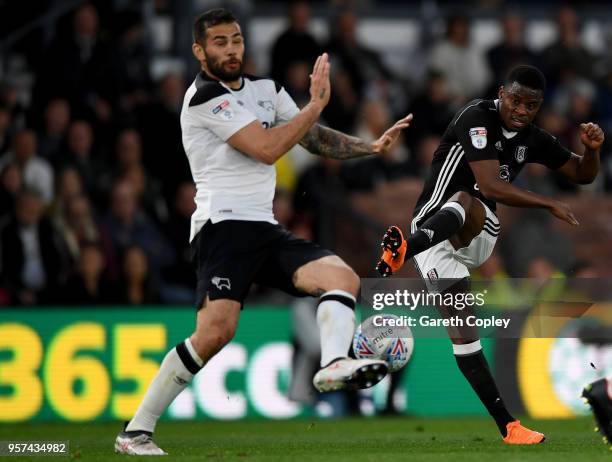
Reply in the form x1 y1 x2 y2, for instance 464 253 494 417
453 106 499 163
527 127 572 170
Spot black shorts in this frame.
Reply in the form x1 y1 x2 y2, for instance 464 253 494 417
190 220 333 309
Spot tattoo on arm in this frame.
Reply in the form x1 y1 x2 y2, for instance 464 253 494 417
299 123 373 159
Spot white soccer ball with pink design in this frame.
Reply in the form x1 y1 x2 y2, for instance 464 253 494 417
352 314 414 372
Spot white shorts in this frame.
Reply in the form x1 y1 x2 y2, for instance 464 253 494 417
412 199 499 291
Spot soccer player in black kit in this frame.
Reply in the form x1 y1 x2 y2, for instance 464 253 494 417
376 65 604 444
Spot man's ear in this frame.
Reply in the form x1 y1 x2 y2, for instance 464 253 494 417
192 42 205 61
498 85 505 100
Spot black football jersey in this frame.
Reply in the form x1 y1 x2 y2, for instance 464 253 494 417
411 99 572 231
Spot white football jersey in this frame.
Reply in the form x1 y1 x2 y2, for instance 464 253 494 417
180 72 300 241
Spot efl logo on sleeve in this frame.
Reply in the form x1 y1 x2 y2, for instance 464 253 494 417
469 127 487 149
212 99 230 114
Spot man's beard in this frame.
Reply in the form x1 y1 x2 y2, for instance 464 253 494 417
205 55 243 81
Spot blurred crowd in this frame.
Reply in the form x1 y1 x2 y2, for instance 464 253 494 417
0 1 610 306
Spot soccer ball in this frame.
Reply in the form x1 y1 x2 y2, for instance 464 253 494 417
353 314 414 372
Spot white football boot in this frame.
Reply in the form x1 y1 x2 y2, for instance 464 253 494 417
115 431 167 456
313 358 388 392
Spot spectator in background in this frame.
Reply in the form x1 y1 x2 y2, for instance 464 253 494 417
540 6 595 90
429 14 491 106
324 8 394 132
55 194 101 262
0 129 54 204
114 9 153 112
0 163 22 220
270 1 320 89
0 103 12 155
118 245 160 305
48 167 84 220
344 100 412 191
161 181 196 303
0 189 70 305
39 98 71 164
404 70 454 153
414 134 441 178
60 120 107 204
486 11 536 93
101 180 173 282
63 241 116 305
293 158 348 247
135 73 190 201
121 164 168 224
36 3 120 119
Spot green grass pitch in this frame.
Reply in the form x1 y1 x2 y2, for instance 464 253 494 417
0 417 609 461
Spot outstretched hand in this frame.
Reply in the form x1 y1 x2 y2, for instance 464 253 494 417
372 114 413 155
309 53 331 110
580 122 604 151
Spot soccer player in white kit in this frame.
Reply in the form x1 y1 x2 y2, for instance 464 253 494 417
115 8 412 455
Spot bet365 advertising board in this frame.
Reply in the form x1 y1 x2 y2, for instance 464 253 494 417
0 301 608 422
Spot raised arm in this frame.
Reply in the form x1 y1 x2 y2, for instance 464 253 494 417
556 122 604 184
227 54 330 165
299 114 413 160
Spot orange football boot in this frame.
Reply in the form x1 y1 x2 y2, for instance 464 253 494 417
375 226 407 277
502 420 545 445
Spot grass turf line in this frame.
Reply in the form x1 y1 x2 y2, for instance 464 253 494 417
0 417 607 461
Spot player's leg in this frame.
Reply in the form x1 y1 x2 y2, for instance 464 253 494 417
436 279 519 439
116 220 265 455
439 285 545 444
413 222 543 444
583 378 612 445
115 298 240 455
291 255 388 391
377 191 485 276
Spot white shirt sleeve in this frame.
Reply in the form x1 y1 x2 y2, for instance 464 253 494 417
275 87 300 125
189 93 258 141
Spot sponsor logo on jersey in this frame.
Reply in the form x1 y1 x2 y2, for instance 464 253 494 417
499 164 510 182
257 100 275 111
515 145 527 163
212 276 231 290
469 127 487 149
495 140 503 151
212 99 230 114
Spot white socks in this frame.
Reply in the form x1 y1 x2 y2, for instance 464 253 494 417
126 338 204 433
316 290 356 367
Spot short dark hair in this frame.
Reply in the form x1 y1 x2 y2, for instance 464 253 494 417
505 65 546 93
193 8 238 45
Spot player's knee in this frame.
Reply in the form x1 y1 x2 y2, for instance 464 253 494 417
448 191 473 209
328 266 360 297
192 317 237 357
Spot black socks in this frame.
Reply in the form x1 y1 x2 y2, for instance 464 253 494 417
454 347 515 437
407 203 465 258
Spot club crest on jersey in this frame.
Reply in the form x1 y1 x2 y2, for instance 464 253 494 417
495 141 503 151
427 268 438 282
469 127 487 149
515 146 527 163
212 99 230 114
257 100 275 111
